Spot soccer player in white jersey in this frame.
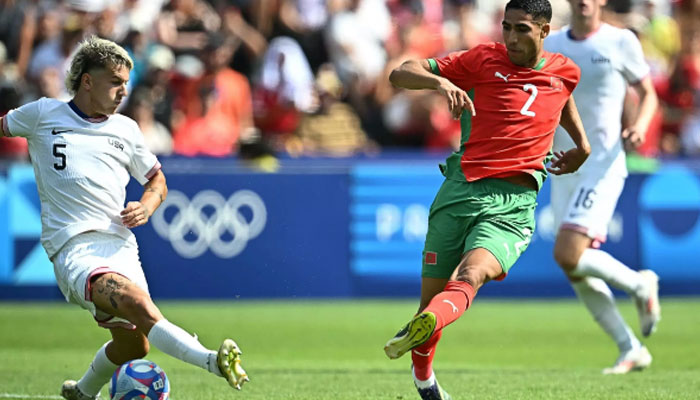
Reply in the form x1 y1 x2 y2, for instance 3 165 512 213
544 0 661 374
0 36 249 399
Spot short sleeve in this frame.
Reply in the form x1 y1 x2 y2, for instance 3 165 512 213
429 44 489 90
5 98 45 139
619 29 650 84
560 57 581 94
127 121 161 185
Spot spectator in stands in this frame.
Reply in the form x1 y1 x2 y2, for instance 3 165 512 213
295 64 371 156
156 0 221 55
677 18 700 154
141 45 177 132
125 87 174 155
218 1 268 79
172 33 255 157
254 36 317 150
0 0 38 78
0 41 28 160
325 0 390 90
36 66 69 100
276 0 329 73
27 12 84 83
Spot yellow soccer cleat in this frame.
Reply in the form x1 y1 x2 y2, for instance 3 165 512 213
384 312 437 360
217 339 250 390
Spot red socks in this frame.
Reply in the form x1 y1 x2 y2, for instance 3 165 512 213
412 281 476 381
412 329 442 380
424 281 475 330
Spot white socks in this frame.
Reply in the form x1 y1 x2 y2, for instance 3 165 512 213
570 248 647 298
147 319 221 376
413 369 436 389
77 342 119 396
572 278 641 352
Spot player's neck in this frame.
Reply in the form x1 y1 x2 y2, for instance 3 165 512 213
521 49 546 69
71 93 103 118
569 16 602 40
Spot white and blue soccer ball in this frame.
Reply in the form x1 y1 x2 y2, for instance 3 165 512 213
110 359 170 400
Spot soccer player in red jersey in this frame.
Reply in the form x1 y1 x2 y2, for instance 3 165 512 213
383 1 591 399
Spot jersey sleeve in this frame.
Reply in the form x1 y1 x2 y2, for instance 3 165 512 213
619 29 650 84
553 55 581 94
4 98 45 139
428 44 489 90
127 120 161 185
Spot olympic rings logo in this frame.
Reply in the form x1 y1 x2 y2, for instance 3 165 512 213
151 190 267 259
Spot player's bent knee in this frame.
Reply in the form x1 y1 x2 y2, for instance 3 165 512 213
453 267 492 290
112 291 162 330
553 242 581 272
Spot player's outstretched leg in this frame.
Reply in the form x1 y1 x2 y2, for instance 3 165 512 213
635 270 661 337
90 273 249 390
602 346 653 375
413 366 451 400
385 281 475 359
217 338 249 390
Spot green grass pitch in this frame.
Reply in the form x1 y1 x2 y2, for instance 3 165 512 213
1 299 699 399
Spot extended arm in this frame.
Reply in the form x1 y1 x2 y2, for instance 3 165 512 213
548 95 591 175
622 76 658 149
121 169 168 228
390 59 475 118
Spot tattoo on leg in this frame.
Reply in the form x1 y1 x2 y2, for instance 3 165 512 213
99 276 127 310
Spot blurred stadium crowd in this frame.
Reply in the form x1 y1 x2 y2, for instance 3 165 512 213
0 0 699 163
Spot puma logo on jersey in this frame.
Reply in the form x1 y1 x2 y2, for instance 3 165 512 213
108 138 124 151
495 72 511 82
442 299 459 313
51 129 71 135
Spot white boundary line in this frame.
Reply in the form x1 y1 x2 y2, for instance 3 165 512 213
0 395 63 399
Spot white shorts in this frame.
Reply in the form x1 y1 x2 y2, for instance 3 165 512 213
51 231 149 330
550 172 625 245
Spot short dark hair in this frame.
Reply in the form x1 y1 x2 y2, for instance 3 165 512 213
505 0 552 23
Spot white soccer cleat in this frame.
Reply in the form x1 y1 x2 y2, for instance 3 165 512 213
60 380 98 400
602 346 652 375
217 338 249 390
635 270 661 337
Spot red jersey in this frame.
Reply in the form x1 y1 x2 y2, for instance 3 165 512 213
429 42 580 189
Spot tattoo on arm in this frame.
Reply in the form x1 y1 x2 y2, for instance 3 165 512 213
145 187 164 203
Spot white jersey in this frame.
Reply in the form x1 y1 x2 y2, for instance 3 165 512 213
3 97 160 258
545 23 650 178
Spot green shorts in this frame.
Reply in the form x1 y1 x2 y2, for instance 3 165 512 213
421 178 537 279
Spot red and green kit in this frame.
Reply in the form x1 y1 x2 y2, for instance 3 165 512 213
422 42 580 278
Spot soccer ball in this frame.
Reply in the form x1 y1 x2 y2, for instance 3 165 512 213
110 359 170 400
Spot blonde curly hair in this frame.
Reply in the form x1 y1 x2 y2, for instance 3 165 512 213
65 36 133 95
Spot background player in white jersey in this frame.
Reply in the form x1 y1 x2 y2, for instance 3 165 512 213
544 0 661 375
0 37 248 399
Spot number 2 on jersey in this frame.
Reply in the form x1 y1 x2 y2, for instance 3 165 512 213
520 84 538 117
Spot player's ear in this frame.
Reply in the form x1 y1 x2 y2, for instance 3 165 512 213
540 22 551 39
81 72 92 91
